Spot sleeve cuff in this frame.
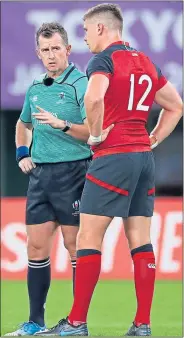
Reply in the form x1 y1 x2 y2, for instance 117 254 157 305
157 76 168 90
90 71 112 79
20 117 32 123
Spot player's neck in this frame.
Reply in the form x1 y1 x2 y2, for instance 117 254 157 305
47 62 69 79
99 35 122 52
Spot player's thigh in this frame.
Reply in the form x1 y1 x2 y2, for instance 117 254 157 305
123 216 152 250
128 151 155 218
26 221 58 259
49 159 91 225
80 153 141 218
77 213 112 250
26 166 56 225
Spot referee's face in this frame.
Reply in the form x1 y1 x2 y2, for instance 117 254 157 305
37 33 71 76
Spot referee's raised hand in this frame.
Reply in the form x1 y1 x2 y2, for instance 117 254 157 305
32 106 65 129
18 157 36 174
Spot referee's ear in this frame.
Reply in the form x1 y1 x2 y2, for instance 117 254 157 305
36 48 41 60
66 45 72 56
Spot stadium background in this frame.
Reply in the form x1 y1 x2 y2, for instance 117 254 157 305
1 1 183 336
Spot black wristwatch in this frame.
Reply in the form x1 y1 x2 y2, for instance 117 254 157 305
62 120 72 132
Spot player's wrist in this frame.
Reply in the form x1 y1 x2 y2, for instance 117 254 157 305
89 134 102 144
16 146 30 163
149 134 159 149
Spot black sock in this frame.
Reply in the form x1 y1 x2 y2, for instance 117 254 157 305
71 260 76 296
28 257 51 326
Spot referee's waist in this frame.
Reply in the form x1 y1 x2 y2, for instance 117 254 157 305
34 156 92 165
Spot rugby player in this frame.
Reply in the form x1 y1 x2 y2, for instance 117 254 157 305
36 4 183 337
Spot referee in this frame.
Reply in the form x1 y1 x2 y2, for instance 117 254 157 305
6 22 92 336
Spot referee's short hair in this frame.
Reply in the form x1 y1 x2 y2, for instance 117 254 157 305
36 22 68 46
83 3 123 33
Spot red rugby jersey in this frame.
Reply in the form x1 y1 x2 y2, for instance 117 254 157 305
86 41 167 158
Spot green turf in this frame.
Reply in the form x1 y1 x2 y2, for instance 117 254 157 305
1 280 182 336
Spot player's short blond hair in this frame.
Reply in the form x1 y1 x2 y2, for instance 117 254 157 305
83 3 123 33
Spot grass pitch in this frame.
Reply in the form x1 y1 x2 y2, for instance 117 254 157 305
1 280 182 336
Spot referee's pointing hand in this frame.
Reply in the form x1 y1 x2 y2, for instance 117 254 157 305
33 106 65 129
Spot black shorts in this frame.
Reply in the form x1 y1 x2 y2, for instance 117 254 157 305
26 159 91 225
80 152 155 218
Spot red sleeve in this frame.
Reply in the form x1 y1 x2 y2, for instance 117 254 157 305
90 71 112 79
153 63 168 90
157 75 167 90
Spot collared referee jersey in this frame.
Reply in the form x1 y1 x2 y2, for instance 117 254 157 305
20 62 92 163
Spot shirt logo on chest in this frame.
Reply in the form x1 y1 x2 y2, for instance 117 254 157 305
60 92 65 99
56 92 65 104
32 95 38 102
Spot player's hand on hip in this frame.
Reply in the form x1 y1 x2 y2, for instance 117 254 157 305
18 157 36 174
149 134 158 149
32 106 65 129
88 124 114 145
101 124 114 142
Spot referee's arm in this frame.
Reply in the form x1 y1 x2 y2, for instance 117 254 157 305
65 76 89 142
16 86 33 148
65 118 89 142
16 119 33 148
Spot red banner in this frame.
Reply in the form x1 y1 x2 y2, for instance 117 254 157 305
1 198 182 280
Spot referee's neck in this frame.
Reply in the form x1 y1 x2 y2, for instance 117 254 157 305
47 62 70 79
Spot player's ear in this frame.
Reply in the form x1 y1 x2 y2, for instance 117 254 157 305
97 23 104 35
66 45 72 56
36 48 42 60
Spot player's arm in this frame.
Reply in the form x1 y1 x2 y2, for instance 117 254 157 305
150 81 183 147
84 74 109 137
84 55 114 145
16 87 35 174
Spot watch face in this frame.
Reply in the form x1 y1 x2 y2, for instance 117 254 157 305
66 120 72 128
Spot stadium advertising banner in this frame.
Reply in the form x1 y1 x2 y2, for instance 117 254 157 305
1 198 182 280
1 1 182 109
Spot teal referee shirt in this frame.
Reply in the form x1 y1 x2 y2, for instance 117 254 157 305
20 63 92 163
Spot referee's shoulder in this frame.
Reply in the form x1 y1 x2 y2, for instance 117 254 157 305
70 67 87 86
26 73 46 93
32 73 47 86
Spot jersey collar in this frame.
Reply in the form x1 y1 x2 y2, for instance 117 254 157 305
45 62 75 83
107 40 130 48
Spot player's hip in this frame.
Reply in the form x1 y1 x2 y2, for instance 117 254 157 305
80 152 155 218
87 152 155 182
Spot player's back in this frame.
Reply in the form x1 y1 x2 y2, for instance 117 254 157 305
86 41 167 157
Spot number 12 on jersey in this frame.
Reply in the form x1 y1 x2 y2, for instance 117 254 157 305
128 74 152 111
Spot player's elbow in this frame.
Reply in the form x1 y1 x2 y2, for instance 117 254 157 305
171 99 183 119
84 93 104 107
177 100 183 116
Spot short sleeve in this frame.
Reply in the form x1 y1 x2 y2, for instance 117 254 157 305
86 55 113 79
74 76 88 120
20 87 32 123
153 63 168 91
